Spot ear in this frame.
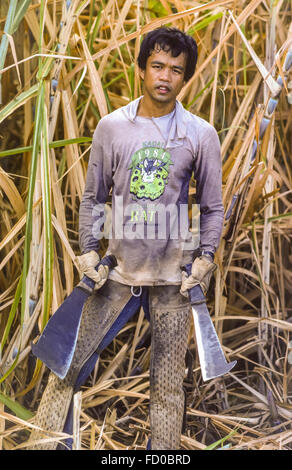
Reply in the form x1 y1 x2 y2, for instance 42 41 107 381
139 68 145 81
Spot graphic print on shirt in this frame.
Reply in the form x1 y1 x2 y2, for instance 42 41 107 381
129 147 173 200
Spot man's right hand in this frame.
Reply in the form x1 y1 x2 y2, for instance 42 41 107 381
75 250 109 290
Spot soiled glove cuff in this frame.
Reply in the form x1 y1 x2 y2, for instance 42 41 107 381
93 264 109 291
180 255 217 297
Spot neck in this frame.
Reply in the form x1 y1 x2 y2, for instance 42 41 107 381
137 95 176 118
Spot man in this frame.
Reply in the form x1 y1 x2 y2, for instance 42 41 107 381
29 27 223 450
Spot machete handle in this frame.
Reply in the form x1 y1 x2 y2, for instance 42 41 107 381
95 254 117 271
80 254 118 290
182 263 206 305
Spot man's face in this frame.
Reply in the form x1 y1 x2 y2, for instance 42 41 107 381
139 46 187 106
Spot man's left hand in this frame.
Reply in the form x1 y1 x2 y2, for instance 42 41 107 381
180 255 217 297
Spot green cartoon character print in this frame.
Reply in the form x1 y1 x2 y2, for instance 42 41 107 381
129 147 173 200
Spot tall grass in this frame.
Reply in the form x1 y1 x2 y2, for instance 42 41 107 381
0 0 291 450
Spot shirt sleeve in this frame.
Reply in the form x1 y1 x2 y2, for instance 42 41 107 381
78 120 113 254
193 125 224 254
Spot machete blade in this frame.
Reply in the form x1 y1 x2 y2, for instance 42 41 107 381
31 286 88 379
191 301 237 381
183 263 236 381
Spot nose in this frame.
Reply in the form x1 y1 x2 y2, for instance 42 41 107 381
159 67 171 82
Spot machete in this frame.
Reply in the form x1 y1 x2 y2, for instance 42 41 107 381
31 255 117 379
184 263 237 381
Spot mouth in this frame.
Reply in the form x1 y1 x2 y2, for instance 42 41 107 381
156 85 170 94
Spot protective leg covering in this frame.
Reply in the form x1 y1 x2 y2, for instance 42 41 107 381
28 372 73 450
149 285 191 450
27 280 135 450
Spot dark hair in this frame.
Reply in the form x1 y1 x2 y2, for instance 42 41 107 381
137 27 198 82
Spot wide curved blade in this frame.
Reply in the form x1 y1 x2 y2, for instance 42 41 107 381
192 302 237 381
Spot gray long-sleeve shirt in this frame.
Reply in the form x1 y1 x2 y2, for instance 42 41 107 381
79 97 224 286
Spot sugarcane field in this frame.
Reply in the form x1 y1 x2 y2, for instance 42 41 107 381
0 0 292 452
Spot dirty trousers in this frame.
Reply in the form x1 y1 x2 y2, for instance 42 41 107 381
28 280 191 450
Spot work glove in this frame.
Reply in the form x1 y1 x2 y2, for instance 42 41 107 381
75 250 109 290
180 255 217 297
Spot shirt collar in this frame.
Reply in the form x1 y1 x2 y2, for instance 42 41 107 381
125 96 188 143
